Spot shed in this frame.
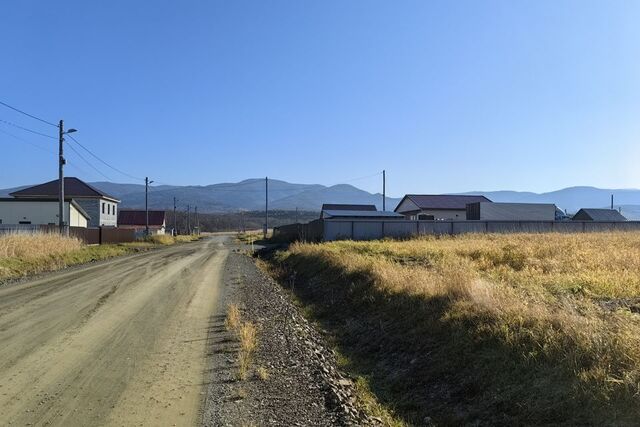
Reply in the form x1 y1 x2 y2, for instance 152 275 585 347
321 210 404 220
572 209 627 221
320 204 376 219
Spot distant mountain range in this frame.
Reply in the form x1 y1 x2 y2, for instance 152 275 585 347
1 180 639 219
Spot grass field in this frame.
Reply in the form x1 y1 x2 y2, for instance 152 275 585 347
268 232 640 425
0 233 200 282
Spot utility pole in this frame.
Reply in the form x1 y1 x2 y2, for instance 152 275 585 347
264 176 268 239
58 120 66 235
382 170 386 211
611 194 614 210
187 204 191 234
145 177 150 236
195 206 199 235
295 207 299 223
173 197 177 236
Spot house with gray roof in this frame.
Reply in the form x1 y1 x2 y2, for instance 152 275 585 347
394 194 492 220
572 208 627 221
10 177 120 227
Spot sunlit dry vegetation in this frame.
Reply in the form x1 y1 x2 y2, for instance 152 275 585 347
270 232 640 425
0 232 199 282
225 303 259 381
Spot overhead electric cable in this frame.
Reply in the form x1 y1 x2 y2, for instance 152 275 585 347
0 118 56 139
0 100 58 127
67 135 143 181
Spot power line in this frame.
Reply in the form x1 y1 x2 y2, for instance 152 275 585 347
0 118 57 139
0 100 58 128
66 142 113 181
67 135 144 181
0 127 55 155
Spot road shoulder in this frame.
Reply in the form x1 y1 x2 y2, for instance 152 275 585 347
202 251 375 426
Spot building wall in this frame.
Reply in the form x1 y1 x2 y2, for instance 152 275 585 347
76 198 118 227
471 202 556 221
410 209 466 220
0 201 87 227
69 205 88 227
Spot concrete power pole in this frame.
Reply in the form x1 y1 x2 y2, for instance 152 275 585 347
264 177 268 239
187 204 191 235
58 120 66 235
173 197 177 236
382 170 386 211
145 177 149 236
195 206 199 235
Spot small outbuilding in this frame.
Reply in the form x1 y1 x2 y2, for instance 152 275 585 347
572 209 627 221
321 210 403 220
118 210 167 235
320 203 377 219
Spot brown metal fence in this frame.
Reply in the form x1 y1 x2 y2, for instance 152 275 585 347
0 225 135 245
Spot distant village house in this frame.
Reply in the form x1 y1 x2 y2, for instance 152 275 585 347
118 210 166 236
394 194 492 220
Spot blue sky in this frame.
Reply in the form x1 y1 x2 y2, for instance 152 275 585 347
1 1 639 196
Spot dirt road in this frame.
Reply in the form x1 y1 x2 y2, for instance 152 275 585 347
0 236 228 426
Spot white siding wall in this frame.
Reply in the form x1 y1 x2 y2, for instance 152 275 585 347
0 201 88 227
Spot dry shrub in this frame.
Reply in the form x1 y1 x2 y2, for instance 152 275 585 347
0 232 82 259
237 321 257 380
256 366 269 381
225 304 241 331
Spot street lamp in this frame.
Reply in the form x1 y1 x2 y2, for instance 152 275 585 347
58 122 77 235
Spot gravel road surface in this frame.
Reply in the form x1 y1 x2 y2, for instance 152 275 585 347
0 236 228 426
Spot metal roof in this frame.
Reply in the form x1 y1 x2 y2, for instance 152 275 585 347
10 177 120 202
322 210 404 219
396 194 492 211
572 209 627 221
321 204 377 212
118 210 166 226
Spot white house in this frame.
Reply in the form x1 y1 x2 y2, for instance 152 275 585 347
0 198 90 227
10 177 120 227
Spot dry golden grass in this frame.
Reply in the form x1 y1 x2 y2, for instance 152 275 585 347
225 303 241 331
0 232 82 259
273 232 640 424
256 366 269 381
225 303 258 381
237 321 257 380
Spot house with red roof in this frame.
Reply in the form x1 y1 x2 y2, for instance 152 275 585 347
118 210 166 235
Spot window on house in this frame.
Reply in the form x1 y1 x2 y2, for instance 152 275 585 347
19 221 31 224
108 204 111 215
102 202 105 214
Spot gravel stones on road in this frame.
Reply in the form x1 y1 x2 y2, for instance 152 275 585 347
202 251 379 426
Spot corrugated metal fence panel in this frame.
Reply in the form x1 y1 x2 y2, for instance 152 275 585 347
69 227 100 244
101 227 135 244
323 219 640 241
